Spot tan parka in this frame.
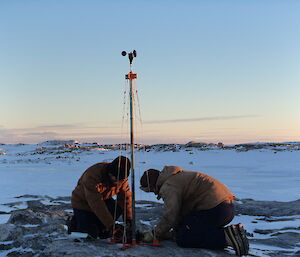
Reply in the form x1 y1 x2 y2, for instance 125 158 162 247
154 166 234 238
71 162 132 229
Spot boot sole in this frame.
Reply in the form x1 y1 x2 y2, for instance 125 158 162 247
227 226 242 256
237 223 249 255
227 224 249 256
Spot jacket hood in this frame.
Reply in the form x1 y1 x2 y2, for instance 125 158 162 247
156 166 183 192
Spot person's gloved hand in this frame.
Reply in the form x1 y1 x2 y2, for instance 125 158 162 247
142 230 155 243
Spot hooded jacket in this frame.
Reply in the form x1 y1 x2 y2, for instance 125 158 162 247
154 166 234 238
71 162 132 229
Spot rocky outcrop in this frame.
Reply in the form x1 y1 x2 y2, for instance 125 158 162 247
235 199 300 216
0 195 300 256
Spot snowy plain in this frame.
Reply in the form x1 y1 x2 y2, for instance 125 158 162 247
0 143 299 204
0 142 300 256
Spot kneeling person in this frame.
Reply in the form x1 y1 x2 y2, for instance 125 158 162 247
140 166 249 256
69 156 132 239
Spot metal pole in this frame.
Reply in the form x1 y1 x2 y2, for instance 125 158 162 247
129 63 136 242
122 50 137 244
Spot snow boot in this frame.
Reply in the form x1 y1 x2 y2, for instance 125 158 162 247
66 215 77 234
224 223 249 256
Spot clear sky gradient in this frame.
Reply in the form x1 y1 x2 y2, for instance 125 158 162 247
1 0 299 144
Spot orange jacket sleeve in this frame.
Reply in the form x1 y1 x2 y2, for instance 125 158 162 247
117 179 132 221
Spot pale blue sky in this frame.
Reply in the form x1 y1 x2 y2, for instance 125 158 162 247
1 0 299 144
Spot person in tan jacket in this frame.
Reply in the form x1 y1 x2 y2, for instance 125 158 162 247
140 166 249 256
69 156 132 239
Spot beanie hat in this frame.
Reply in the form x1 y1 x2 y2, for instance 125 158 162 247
108 156 131 180
140 169 160 191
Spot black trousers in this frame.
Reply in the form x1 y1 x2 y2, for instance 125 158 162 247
72 198 122 238
175 201 235 249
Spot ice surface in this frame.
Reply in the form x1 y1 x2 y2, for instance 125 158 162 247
232 214 300 239
0 144 299 204
0 143 299 256
0 214 10 224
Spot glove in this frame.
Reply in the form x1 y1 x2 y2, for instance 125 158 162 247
142 230 155 243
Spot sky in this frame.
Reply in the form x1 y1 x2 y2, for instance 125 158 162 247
0 0 300 144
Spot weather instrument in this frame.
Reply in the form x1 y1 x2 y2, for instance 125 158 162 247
110 50 160 249
122 50 138 246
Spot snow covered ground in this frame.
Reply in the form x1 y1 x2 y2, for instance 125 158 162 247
0 142 299 256
0 142 299 204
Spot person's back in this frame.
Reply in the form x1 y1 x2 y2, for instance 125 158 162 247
71 162 107 211
140 166 249 256
68 156 132 239
165 169 234 215
154 166 234 236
